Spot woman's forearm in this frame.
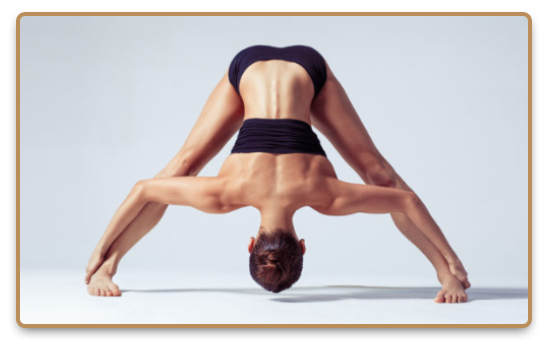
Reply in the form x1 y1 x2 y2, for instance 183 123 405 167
95 182 149 254
403 195 458 259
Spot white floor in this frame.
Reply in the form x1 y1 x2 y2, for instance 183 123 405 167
19 268 529 326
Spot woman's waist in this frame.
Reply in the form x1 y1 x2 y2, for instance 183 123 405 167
241 90 313 120
231 117 327 157
242 114 312 125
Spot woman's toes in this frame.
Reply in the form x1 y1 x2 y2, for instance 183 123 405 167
454 293 467 303
434 291 446 303
106 290 113 297
109 284 121 296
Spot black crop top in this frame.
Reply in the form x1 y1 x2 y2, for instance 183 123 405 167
228 45 327 98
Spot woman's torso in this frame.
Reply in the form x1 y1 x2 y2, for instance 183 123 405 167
219 152 337 211
219 49 336 211
239 60 315 122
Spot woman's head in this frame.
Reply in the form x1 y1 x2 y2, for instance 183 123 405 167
248 227 306 293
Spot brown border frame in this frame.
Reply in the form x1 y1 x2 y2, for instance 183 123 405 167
15 11 532 329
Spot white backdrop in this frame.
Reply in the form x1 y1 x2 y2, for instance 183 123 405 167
20 15 528 287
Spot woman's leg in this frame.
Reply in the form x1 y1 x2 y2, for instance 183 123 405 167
310 64 469 288
366 158 469 288
85 71 244 293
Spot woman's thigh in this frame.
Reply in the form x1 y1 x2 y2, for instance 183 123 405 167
159 71 244 177
310 71 386 179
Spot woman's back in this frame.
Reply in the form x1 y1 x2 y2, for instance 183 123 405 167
228 45 328 122
239 60 315 121
218 151 337 211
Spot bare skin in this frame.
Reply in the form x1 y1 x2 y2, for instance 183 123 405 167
310 61 469 290
86 57 469 303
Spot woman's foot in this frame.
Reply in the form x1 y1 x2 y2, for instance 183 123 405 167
435 273 468 303
87 262 121 297
85 249 106 284
446 257 471 289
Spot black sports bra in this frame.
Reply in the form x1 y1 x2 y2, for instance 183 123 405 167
228 45 327 99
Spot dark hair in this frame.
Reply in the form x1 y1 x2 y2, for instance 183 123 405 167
249 227 303 293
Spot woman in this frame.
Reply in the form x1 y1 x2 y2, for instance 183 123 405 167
85 45 471 303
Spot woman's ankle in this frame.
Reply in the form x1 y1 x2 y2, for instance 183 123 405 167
97 259 118 277
444 254 461 266
93 242 110 257
436 271 455 284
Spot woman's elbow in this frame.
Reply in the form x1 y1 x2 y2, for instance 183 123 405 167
402 192 424 213
131 180 150 202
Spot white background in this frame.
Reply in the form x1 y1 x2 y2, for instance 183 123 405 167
2 0 542 344
19 14 527 285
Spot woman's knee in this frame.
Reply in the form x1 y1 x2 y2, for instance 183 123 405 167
367 168 396 188
157 149 198 178
132 180 148 198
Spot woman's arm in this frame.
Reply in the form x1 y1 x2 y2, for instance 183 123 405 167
140 176 240 213
318 179 453 258
94 176 240 256
318 180 410 215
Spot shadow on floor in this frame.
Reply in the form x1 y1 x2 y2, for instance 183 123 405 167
121 285 528 303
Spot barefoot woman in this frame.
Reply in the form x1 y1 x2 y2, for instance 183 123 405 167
85 45 470 303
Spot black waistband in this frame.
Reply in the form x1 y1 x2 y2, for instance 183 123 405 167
231 118 327 157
